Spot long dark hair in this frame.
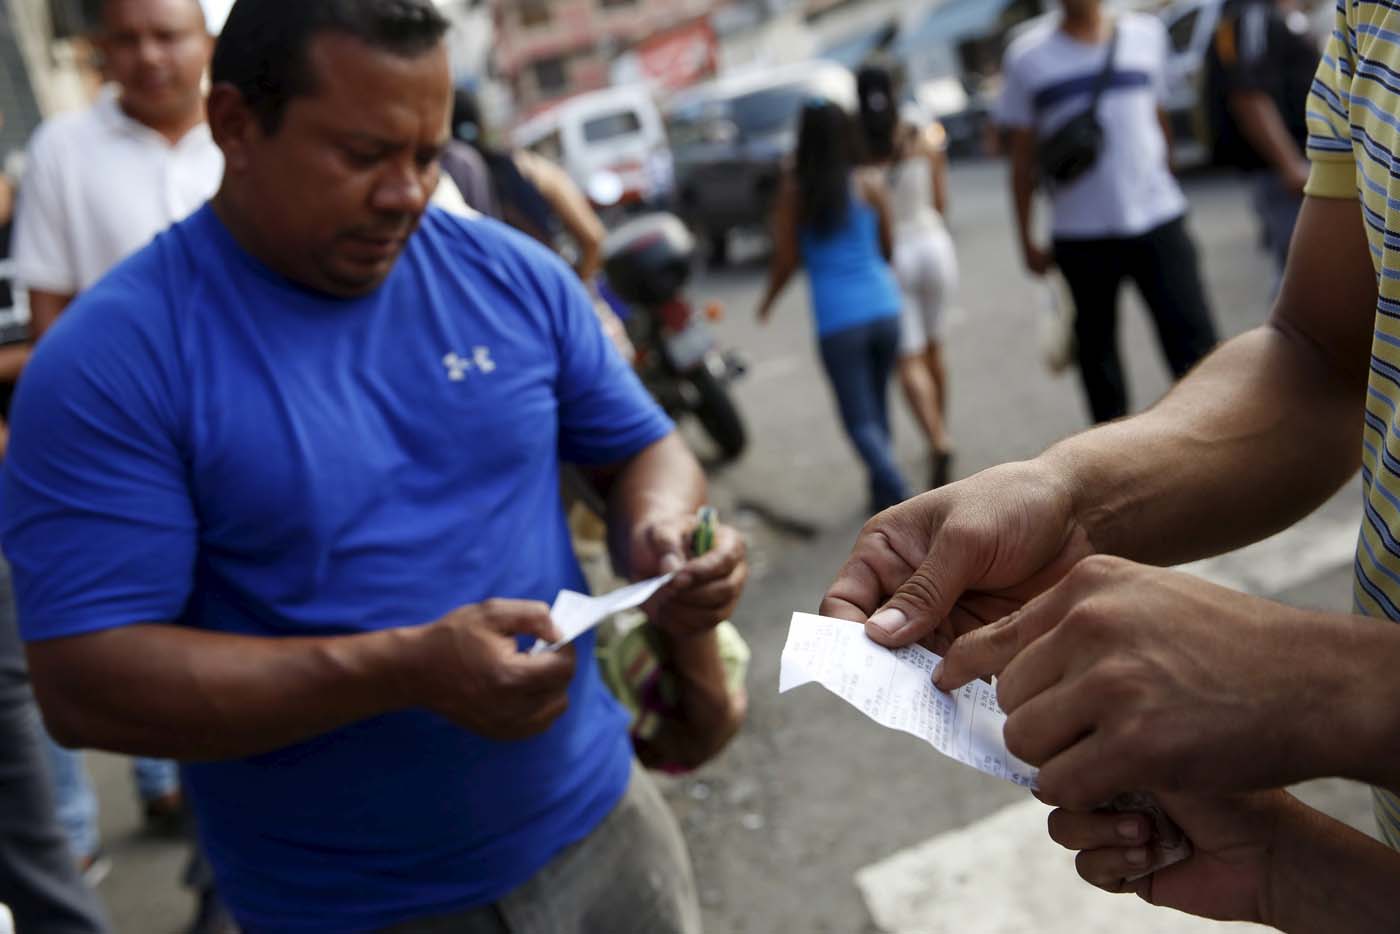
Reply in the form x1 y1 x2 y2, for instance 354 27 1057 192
795 100 860 235
856 59 901 162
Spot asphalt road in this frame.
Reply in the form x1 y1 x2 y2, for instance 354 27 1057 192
79 161 1375 934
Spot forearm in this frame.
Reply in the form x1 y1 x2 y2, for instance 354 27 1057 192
1268 796 1400 934
1232 92 1306 177
644 628 744 769
1042 324 1361 565
1043 196 1374 565
758 261 793 315
1011 156 1037 252
0 343 30 383
605 433 705 578
28 290 72 340
28 623 417 760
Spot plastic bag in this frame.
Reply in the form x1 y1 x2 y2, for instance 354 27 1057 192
1038 272 1076 375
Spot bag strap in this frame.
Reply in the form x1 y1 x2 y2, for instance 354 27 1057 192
1089 23 1121 109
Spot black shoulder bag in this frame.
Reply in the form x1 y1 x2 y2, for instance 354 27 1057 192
1036 25 1120 186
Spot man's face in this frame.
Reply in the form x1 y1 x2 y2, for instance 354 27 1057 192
101 0 211 128
1060 0 1100 18
224 35 451 297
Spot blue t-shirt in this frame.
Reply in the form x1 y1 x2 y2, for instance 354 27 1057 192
798 194 903 338
1 205 674 931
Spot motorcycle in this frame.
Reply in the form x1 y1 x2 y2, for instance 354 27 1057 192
597 212 748 463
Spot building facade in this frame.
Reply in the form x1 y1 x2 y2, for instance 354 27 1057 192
492 0 729 114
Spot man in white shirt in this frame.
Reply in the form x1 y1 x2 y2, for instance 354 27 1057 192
13 0 222 339
998 0 1219 423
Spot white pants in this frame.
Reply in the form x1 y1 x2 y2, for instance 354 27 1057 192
894 225 958 357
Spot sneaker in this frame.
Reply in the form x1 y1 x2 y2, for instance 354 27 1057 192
78 849 112 888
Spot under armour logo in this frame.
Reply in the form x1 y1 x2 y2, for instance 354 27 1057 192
443 347 496 381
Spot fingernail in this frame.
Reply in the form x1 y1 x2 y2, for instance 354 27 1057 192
1124 848 1148 868
932 661 945 685
868 607 907 636
1116 819 1140 842
661 554 684 573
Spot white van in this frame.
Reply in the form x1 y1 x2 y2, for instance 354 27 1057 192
513 85 673 207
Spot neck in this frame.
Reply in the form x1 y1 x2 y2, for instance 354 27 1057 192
1061 6 1105 41
120 97 205 146
210 187 276 274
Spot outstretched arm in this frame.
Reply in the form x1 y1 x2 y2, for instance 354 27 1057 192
756 175 801 323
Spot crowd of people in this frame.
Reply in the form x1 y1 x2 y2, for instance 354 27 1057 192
0 0 1396 931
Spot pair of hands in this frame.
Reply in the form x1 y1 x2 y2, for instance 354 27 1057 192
820 460 1366 926
408 513 747 742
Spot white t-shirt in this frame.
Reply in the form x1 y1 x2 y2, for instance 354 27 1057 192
997 13 1186 240
13 85 223 295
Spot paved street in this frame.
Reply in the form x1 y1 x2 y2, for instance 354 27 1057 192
80 160 1376 933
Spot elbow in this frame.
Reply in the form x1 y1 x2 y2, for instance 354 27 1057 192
32 689 93 750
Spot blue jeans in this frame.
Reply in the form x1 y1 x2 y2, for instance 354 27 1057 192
46 740 179 860
818 316 909 511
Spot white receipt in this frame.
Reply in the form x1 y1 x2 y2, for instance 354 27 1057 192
779 612 1037 788
531 573 675 654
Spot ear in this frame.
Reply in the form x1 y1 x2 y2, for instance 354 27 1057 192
207 83 259 174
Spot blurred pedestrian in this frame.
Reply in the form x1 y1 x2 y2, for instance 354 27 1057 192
998 0 1219 423
756 100 910 513
14 0 221 340
858 61 959 489
446 89 607 282
0 561 112 934
1204 0 1321 276
1 0 747 929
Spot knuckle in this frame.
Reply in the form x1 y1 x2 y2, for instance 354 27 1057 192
1069 554 1123 587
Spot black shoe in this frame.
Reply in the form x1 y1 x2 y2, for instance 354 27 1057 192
186 889 240 934
931 450 955 490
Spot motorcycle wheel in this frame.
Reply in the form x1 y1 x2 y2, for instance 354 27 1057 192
690 368 746 462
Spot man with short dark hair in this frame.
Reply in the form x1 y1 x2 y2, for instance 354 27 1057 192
2 1 746 930
999 0 1219 423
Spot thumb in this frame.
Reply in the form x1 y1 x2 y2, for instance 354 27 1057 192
864 533 980 647
480 600 560 644
644 521 689 575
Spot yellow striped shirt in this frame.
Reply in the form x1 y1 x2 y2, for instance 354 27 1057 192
1305 0 1400 849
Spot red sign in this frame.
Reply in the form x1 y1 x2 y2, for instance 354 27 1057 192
636 18 719 93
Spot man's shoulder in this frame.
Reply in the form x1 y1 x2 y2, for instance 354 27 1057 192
1004 20 1060 70
1119 10 1167 40
416 207 576 287
27 104 107 161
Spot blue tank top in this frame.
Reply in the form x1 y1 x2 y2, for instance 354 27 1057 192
798 191 903 337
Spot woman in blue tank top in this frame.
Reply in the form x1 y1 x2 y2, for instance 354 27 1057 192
756 100 910 512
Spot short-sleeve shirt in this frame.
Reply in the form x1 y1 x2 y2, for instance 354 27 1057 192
997 13 1187 239
1304 0 1400 854
0 204 674 931
11 85 222 295
1207 0 1320 165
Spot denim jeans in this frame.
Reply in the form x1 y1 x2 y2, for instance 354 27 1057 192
43 742 100 862
45 741 179 861
818 316 910 511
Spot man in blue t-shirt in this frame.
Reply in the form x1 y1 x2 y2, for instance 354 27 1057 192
0 1 749 931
